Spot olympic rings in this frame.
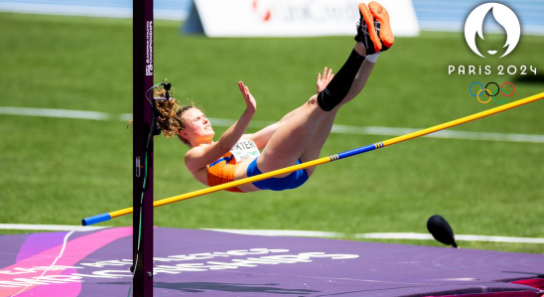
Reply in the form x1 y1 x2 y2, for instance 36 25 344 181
476 88 492 104
484 82 500 97
469 82 515 104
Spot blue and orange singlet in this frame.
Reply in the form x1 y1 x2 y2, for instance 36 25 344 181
206 139 261 193
206 139 308 192
207 152 244 192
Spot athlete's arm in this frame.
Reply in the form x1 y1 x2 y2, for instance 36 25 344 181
185 82 257 173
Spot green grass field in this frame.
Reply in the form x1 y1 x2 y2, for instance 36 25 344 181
0 13 543 253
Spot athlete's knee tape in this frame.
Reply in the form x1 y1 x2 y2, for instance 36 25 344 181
317 49 365 111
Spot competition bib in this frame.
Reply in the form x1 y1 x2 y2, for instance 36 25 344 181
230 139 260 163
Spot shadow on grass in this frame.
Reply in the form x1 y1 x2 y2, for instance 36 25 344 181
513 74 544 84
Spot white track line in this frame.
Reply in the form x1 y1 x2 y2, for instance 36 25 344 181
0 107 113 121
2 224 543 244
2 106 544 144
206 229 544 244
356 233 544 244
205 228 341 238
0 224 105 232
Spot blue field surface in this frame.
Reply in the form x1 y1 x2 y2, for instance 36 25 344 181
0 0 542 34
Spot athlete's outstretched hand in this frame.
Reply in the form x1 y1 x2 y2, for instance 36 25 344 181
317 67 334 94
238 81 256 113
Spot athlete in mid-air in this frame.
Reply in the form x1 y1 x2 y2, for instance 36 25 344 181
156 2 394 192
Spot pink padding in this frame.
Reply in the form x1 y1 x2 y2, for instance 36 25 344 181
424 291 540 297
15 269 81 297
511 278 544 290
0 227 132 297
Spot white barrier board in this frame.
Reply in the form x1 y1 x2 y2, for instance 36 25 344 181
184 0 419 37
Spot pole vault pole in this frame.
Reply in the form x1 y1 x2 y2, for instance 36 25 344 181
82 91 544 226
133 0 154 295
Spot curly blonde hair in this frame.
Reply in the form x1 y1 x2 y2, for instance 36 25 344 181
153 86 195 147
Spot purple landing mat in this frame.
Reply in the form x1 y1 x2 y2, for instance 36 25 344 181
0 227 543 297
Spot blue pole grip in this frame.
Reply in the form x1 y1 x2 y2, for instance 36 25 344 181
337 144 376 160
82 213 111 226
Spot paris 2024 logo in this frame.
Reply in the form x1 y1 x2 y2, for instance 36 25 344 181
448 2 537 79
464 3 520 58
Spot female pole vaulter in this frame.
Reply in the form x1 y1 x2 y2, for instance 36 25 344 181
155 2 394 192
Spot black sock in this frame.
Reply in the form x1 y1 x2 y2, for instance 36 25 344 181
317 49 365 111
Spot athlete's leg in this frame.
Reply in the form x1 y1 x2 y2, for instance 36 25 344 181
257 50 375 175
299 108 338 177
299 51 380 177
339 43 376 107
257 2 393 176
256 45 366 175
277 104 305 124
300 58 374 176
317 1 393 111
317 47 366 111
291 2 395 173
257 95 328 175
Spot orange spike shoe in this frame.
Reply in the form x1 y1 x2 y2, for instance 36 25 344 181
368 1 394 51
355 3 382 54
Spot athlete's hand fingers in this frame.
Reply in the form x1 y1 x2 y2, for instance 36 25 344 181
242 85 257 112
244 86 251 102
323 68 331 81
238 81 248 99
322 67 331 81
316 67 334 94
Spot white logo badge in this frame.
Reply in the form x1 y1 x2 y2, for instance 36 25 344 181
464 3 520 58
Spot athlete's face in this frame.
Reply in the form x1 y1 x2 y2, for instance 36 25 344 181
180 108 215 145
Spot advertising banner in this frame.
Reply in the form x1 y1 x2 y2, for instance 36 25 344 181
184 0 419 37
